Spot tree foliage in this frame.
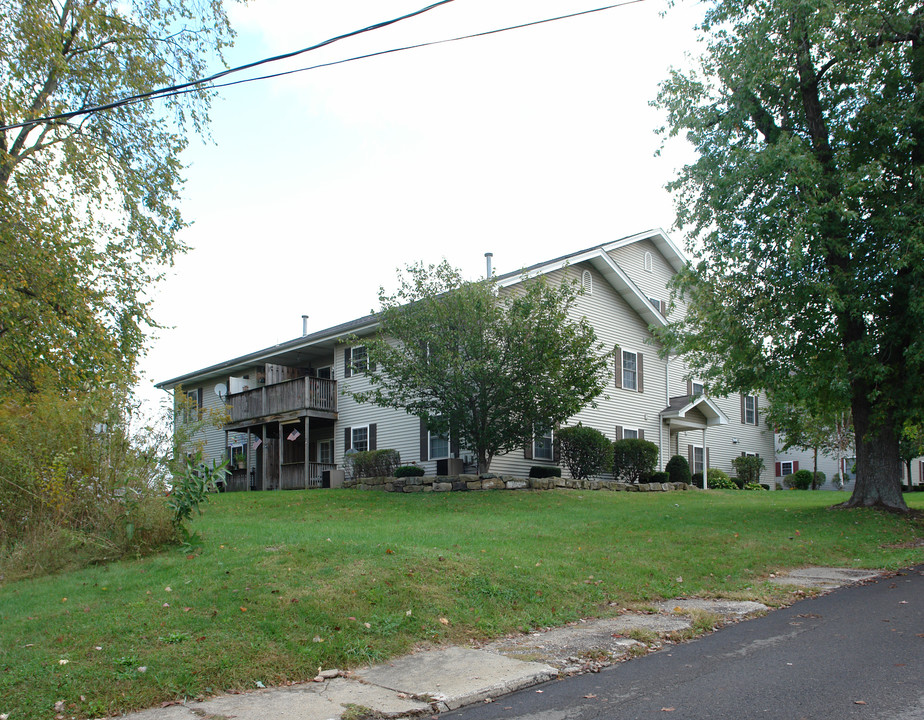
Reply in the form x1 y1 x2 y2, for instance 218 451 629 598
351 261 609 473
0 0 236 393
612 438 659 484
656 0 923 511
557 424 613 480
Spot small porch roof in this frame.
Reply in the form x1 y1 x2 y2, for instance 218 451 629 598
662 394 729 432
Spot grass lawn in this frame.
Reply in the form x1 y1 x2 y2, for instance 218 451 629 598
2 488 923 719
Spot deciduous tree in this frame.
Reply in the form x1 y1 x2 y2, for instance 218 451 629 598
0 0 236 393
656 0 923 511
351 261 609 473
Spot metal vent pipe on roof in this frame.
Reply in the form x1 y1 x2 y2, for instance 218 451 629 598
485 252 493 278
302 315 309 336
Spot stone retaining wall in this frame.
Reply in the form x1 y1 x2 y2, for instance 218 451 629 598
343 475 693 493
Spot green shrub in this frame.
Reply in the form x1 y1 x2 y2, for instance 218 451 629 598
743 482 767 490
0 383 177 580
557 425 613 480
346 449 401 478
691 471 703 487
732 455 765 485
702 467 731 489
784 469 813 490
613 439 659 483
649 471 670 483
811 471 826 489
394 464 425 478
167 453 228 547
665 455 692 484
708 474 739 490
529 466 562 478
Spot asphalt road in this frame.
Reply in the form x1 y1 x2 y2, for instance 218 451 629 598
445 566 924 720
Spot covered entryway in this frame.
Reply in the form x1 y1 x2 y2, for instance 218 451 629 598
660 395 729 487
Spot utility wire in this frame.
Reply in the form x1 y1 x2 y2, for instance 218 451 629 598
2 0 645 132
2 0 457 131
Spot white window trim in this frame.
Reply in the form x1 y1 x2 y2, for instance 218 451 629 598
533 426 554 460
622 428 640 440
429 429 450 460
744 394 757 425
780 461 794 477
622 349 638 391
351 345 368 373
691 445 705 475
691 380 705 397
352 425 370 453
318 439 334 465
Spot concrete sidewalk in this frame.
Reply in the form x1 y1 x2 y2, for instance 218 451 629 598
116 567 880 720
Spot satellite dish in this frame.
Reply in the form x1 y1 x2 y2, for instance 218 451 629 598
214 383 228 400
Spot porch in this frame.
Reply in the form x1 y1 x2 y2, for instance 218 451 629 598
227 376 337 425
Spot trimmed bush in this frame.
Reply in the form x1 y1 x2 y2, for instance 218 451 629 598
709 474 739 490
529 466 562 479
394 464 425 478
649 471 670 483
811 471 826 489
743 482 767 491
557 425 613 480
702 467 731 489
347 449 401 478
784 469 813 490
613 438 659 483
691 472 703 487
665 455 692 484
732 455 765 485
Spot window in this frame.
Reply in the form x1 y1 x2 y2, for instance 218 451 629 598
644 251 653 272
182 389 202 424
352 426 369 453
534 426 554 460
581 270 593 294
351 345 368 373
742 394 758 425
622 428 639 440
780 461 794 477
648 296 660 311
318 439 334 465
692 381 704 397
692 446 704 475
316 366 332 380
622 350 638 391
429 428 449 459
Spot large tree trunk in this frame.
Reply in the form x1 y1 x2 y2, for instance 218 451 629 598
837 394 907 511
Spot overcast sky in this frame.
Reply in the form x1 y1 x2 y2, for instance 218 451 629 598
141 0 705 409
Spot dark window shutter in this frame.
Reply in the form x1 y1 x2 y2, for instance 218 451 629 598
344 426 352 452
794 461 799 472
344 347 352 378
615 425 623 440
688 444 693 466
614 346 622 388
450 434 460 458
660 299 667 316
369 423 377 451
419 417 428 462
524 436 533 460
741 451 746 457
754 396 759 424
740 394 746 423
706 447 710 468
638 429 645 440
687 379 693 396
369 357 377 372
196 388 203 419
553 435 561 463
776 462 782 477
637 353 644 393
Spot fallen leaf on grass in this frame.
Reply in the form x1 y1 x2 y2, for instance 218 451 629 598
661 708 675 712
438 617 450 625
855 701 867 705
583 694 597 699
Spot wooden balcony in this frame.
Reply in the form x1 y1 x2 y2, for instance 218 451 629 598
227 377 338 426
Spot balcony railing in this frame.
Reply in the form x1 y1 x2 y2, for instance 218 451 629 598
228 377 337 423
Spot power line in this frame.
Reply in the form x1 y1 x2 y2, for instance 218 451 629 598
2 0 646 132
2 0 457 131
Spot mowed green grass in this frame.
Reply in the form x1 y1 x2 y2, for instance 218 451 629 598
2 489 923 719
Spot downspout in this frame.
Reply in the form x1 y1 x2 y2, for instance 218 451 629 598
660 351 669 471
